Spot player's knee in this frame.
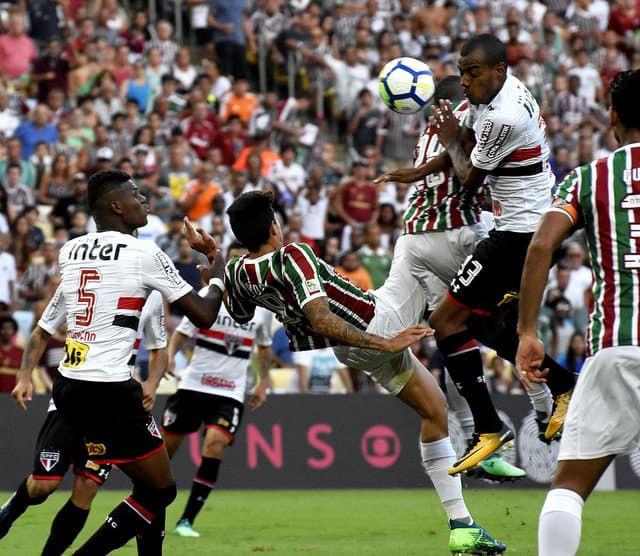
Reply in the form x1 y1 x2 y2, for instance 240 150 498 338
132 482 177 514
27 477 60 500
71 476 100 507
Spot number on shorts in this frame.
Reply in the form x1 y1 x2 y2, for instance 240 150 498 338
76 269 101 326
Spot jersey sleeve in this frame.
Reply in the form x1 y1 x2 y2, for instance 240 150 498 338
282 243 327 309
470 112 522 171
140 291 167 350
548 169 584 228
224 258 257 324
141 243 193 303
254 307 273 347
37 285 66 335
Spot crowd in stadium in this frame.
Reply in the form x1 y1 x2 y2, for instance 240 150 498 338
1 0 636 394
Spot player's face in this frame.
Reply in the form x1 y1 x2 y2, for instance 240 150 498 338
458 49 505 106
117 181 148 230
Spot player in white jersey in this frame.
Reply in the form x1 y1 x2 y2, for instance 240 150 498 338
11 169 225 555
1 289 166 555
161 242 273 539
422 34 575 475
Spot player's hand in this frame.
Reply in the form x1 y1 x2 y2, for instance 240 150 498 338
373 166 427 184
140 381 156 411
431 99 461 149
384 325 433 352
249 380 269 411
165 356 176 377
184 217 218 262
12 379 34 411
516 334 548 388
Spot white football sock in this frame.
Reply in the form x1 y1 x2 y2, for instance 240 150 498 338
421 437 471 524
445 372 475 439
538 488 584 556
525 382 554 418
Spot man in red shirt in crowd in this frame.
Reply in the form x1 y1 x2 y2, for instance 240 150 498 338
0 316 23 393
181 101 219 160
335 161 379 228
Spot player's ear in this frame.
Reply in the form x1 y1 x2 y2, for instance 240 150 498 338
110 199 124 215
609 106 618 129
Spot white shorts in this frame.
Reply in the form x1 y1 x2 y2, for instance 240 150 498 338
332 270 425 395
559 345 640 461
393 226 482 310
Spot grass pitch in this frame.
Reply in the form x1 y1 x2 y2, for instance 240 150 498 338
1 488 638 555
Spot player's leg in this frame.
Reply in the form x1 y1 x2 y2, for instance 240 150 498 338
41 458 112 556
0 410 75 540
397 358 506 555
538 457 613 556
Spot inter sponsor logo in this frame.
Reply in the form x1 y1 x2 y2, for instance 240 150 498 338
86 442 106 456
39 450 60 472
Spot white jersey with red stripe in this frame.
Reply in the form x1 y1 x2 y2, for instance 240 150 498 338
55 231 191 382
468 74 554 232
175 288 273 402
39 287 168 411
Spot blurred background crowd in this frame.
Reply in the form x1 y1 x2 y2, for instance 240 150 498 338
1 0 623 395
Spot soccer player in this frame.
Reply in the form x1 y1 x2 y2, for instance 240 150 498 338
377 75 527 482
162 242 273 538
2 289 166 555
421 34 575 474
12 169 224 555
224 191 506 555
516 69 640 556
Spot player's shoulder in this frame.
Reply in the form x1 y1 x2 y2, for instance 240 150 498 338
283 242 317 259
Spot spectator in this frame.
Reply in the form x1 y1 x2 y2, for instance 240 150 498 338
0 235 17 313
0 184 12 234
120 59 153 114
38 153 74 206
233 132 281 176
208 0 251 79
156 212 186 262
181 100 218 160
158 143 196 201
348 88 382 159
335 161 379 229
486 352 521 395
334 250 374 292
293 348 353 394
0 88 21 140
0 315 22 393
16 241 59 312
50 172 89 229
271 325 294 369
178 162 222 223
172 235 204 292
268 144 307 207
30 37 71 104
357 222 392 289
214 115 247 166
556 331 587 375
295 183 329 244
219 78 260 127
271 92 313 151
93 71 124 126
568 47 604 103
0 139 35 190
146 46 169 96
203 59 232 102
4 164 34 216
171 47 198 92
9 214 37 278
548 296 577 359
376 108 422 169
121 9 151 55
146 20 179 66
0 13 37 82
13 104 59 160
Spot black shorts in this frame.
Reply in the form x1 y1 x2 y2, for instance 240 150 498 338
447 230 534 316
161 390 244 445
33 410 112 484
52 376 165 464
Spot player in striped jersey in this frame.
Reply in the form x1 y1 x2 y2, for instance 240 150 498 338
225 191 506 555
162 242 273 539
517 69 640 556
2 290 166 555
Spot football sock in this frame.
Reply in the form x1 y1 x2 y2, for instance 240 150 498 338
540 355 576 397
444 372 475 439
72 498 154 555
41 499 89 556
0 478 48 538
181 457 221 525
420 438 471 525
539 488 583 556
524 382 554 418
438 331 502 433
135 509 166 556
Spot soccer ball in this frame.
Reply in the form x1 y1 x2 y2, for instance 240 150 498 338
378 57 436 114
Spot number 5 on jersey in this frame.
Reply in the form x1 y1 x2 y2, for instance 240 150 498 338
76 269 101 326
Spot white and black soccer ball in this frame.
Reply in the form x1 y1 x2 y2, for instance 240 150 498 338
378 57 436 114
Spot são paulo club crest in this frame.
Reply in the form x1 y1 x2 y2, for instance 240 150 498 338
39 450 60 472
147 417 162 439
224 334 242 355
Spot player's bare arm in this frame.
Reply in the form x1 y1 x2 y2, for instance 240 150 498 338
303 297 432 352
166 330 189 376
374 151 451 184
432 100 486 189
249 345 272 411
141 347 168 411
516 210 573 385
12 325 52 411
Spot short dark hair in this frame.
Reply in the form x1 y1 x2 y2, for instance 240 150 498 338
611 70 640 131
227 191 275 252
434 75 464 103
0 315 18 333
226 240 246 258
87 169 132 213
6 162 21 172
460 33 508 68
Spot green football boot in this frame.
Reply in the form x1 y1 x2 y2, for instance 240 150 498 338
449 520 507 555
466 453 526 483
174 518 201 537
